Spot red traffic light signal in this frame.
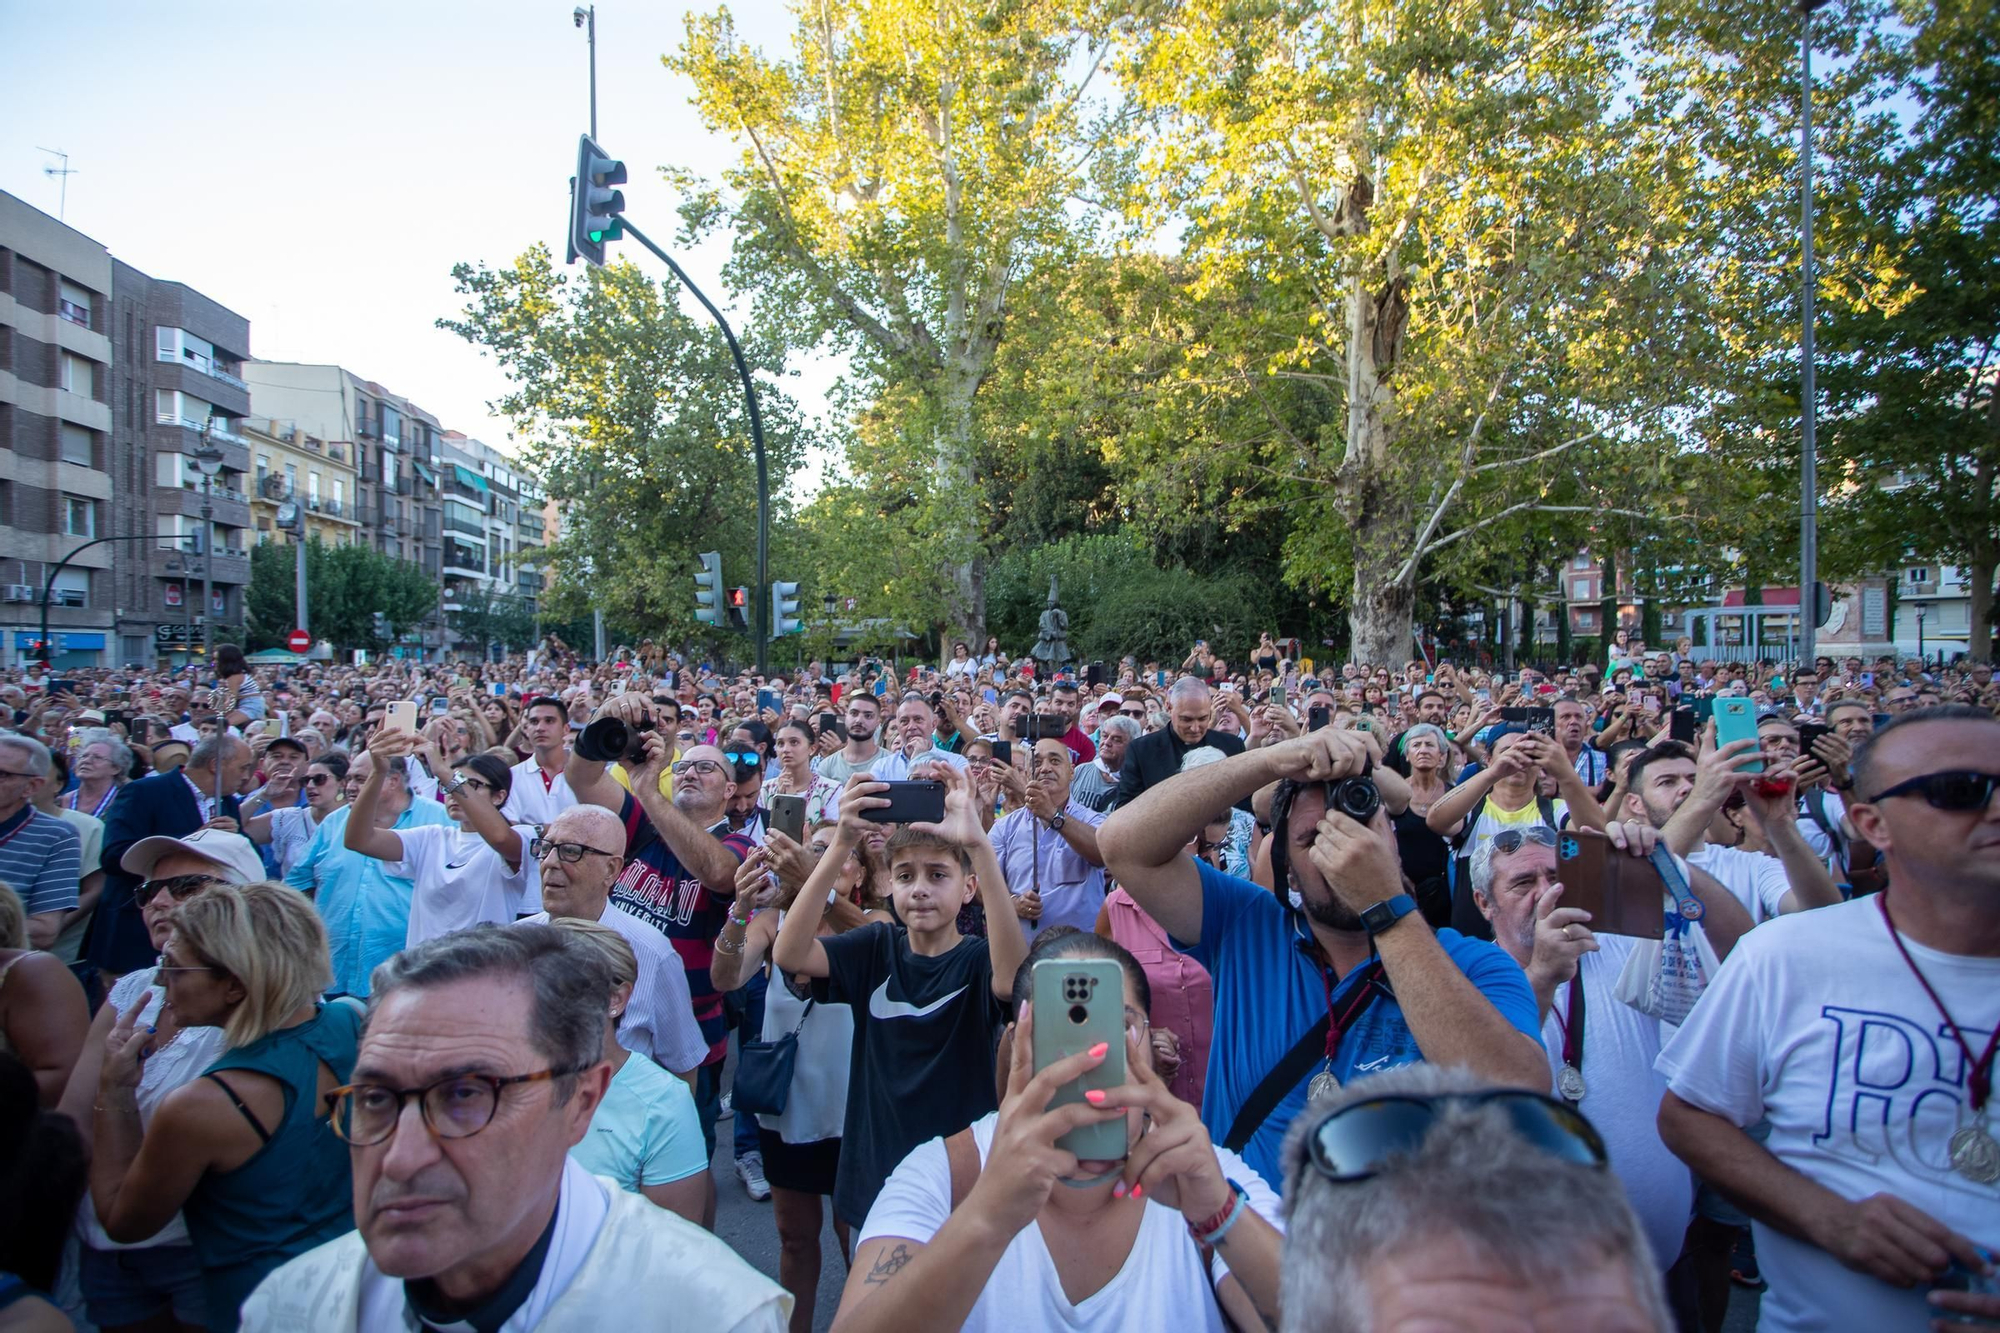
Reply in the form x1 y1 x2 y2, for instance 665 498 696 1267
726 587 749 609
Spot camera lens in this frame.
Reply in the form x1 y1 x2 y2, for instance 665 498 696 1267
1330 776 1381 823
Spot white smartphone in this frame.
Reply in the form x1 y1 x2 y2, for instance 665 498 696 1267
385 700 419 734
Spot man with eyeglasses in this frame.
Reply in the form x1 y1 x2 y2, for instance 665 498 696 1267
567 697 756 1172
240 924 788 1333
1070 714 1139 814
0 733 82 952
1659 706 2000 1332
1282 1062 1672 1331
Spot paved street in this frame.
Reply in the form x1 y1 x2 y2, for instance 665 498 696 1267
709 1093 848 1333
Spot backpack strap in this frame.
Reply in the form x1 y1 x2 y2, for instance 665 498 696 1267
1537 794 1558 830
945 1128 981 1210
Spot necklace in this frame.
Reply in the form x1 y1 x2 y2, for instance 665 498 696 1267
1551 975 1587 1103
1878 895 1999 1185
1307 958 1386 1101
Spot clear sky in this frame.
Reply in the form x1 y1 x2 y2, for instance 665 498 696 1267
0 0 840 463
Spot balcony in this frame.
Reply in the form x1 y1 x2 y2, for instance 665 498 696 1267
443 513 485 539
158 486 251 529
260 475 293 500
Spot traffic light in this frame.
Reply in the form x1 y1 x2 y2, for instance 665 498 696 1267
693 551 724 626
567 135 627 268
726 586 750 632
772 581 802 636
1811 580 1833 628
372 611 389 639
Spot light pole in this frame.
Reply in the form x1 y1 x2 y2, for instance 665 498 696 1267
572 5 606 663
1797 0 1833 663
193 424 225 668
1916 603 1927 667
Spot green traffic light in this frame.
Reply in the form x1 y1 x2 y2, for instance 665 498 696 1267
588 221 625 243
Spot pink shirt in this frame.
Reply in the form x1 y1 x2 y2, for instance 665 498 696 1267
1102 887 1214 1111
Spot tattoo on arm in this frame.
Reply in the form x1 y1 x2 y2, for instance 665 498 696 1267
863 1242 915 1286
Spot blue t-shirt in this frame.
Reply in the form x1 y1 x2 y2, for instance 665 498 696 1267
1176 861 1543 1189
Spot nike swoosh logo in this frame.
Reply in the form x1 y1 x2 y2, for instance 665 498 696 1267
868 979 967 1021
1354 1055 1395 1073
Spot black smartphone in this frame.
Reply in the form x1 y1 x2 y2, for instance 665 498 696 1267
1796 720 1831 754
1499 706 1556 733
768 793 807 845
103 708 126 728
1024 715 1065 743
1086 661 1106 688
859 780 946 824
1308 705 1331 732
990 740 1012 766
1669 707 1695 745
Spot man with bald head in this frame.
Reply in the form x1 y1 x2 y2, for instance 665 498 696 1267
1110 676 1247 810
1659 706 2000 1331
515 805 707 1080
567 696 756 1164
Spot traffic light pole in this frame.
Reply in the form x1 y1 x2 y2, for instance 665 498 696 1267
34 534 158 671
617 217 770 674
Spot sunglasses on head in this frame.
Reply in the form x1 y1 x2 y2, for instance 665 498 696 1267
1489 825 1559 856
1302 1090 1606 1186
1864 770 1999 812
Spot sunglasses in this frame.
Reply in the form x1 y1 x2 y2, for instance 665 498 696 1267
722 750 761 769
304 773 335 786
1303 1091 1606 1185
1490 826 1559 856
1863 770 1999 812
136 873 223 909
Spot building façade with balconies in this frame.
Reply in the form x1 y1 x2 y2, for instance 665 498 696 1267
242 418 362 549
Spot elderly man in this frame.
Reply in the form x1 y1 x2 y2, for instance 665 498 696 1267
1100 727 1549 1190
1659 705 2000 1331
991 736 1108 941
1467 819 1756 1277
286 746 454 996
568 697 754 1162
1280 1062 1673 1332
0 733 82 950
870 695 970 781
88 732 250 980
239 926 789 1332
516 805 707 1079
1070 713 1138 813
1110 677 1247 809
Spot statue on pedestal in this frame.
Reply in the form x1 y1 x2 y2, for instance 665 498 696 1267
1032 577 1072 672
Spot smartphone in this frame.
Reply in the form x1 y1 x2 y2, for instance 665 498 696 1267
1641 696 1661 715
1713 697 1762 772
430 697 451 717
1086 661 1106 688
103 708 126 728
1271 684 1287 707
489 682 507 697
1308 704 1331 732
1555 829 1666 939
1796 720 1831 755
990 739 1012 767
384 700 419 734
768 793 807 846
858 780 946 824
1499 706 1556 734
1669 707 1696 745
757 688 779 714
1690 695 1716 724
1029 958 1128 1161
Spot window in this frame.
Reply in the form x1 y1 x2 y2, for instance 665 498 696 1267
1572 579 1591 600
61 424 94 466
308 472 321 503
333 478 346 510
59 281 92 328
285 463 298 495
51 569 89 608
64 496 95 537
1573 555 1591 570
1906 567 1930 584
156 389 180 424
380 406 402 447
61 352 94 396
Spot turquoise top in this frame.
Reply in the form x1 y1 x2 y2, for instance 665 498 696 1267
287 800 454 996
570 1052 708 1190
185 1003 360 1332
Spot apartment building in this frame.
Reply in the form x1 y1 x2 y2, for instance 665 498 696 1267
0 191 116 668
242 417 362 548
111 261 254 666
436 431 546 656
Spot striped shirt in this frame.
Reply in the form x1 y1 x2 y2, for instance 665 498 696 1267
0 806 82 918
517 903 708 1075
607 793 752 1066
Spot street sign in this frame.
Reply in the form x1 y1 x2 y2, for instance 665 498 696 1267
287 629 311 653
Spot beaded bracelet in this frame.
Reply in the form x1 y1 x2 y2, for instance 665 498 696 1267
1188 1180 1249 1248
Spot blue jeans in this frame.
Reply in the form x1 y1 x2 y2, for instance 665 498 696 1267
730 968 770 1161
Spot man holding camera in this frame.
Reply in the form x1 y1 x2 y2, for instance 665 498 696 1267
566 694 755 1170
1099 728 1549 1189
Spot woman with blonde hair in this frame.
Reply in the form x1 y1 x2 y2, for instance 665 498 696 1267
90 881 358 1332
548 917 707 1223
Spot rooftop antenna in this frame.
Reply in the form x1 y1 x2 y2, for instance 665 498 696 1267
37 147 77 221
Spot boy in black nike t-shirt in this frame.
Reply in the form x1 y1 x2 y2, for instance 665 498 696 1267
774 764 1029 1228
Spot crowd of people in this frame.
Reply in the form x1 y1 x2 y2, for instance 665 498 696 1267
0 632 1993 1332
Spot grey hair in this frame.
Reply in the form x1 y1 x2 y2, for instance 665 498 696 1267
367 924 609 1103
187 733 247 773
1178 745 1228 774
1098 715 1141 742
73 727 134 775
0 734 52 778
1167 676 1213 705
1278 1062 1670 1333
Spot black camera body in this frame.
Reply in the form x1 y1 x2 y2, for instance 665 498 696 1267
576 713 654 766
1327 775 1382 823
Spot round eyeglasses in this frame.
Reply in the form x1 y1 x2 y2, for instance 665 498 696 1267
325 1067 584 1146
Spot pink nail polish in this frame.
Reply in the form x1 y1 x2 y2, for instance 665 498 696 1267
1112 1181 1126 1198
1130 1183 1144 1199
1088 1042 1109 1059
1084 1089 1106 1105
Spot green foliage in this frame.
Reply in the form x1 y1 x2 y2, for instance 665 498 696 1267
449 588 540 657
440 246 813 654
246 538 438 652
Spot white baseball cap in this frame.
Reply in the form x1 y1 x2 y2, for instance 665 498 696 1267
120 828 266 884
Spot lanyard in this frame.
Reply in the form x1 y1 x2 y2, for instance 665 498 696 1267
1879 895 1997 1113
1320 959 1387 1063
1552 974 1587 1071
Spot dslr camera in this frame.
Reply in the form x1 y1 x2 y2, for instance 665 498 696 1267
575 710 655 766
1325 774 1382 823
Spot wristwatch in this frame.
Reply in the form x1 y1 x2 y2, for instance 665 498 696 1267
440 774 469 797
1359 893 1418 937
1048 812 1067 833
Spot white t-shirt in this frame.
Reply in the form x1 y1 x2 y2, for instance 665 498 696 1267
1686 843 1792 922
269 805 320 878
387 823 541 947
502 757 578 827
1657 895 2000 1333
1540 936 1691 1271
858 1111 1282 1333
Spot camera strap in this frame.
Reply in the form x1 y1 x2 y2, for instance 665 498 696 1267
1221 959 1384 1154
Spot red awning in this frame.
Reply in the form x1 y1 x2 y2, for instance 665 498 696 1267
1720 587 1802 608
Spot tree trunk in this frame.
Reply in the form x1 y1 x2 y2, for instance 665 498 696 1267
938 368 985 644
1969 551 1995 664
1338 243 1414 668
